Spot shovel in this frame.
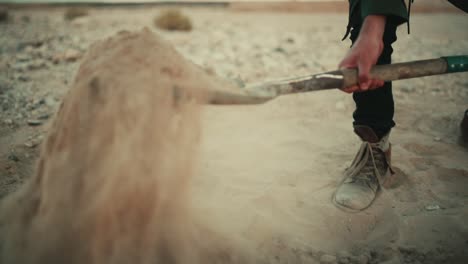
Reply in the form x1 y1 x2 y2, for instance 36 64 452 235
208 55 468 105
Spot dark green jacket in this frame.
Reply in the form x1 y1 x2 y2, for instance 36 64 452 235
344 0 410 39
349 0 409 25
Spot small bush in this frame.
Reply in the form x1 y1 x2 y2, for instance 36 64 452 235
154 9 192 32
64 7 88 21
0 7 9 23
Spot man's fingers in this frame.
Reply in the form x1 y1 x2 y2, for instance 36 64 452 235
357 58 372 91
342 79 384 94
341 85 359 93
368 79 385 90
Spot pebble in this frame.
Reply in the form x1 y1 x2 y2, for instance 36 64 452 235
63 49 82 62
7 154 19 162
338 258 349 264
15 53 31 62
71 16 90 27
37 113 50 120
3 119 13 125
425 204 440 211
24 134 42 148
274 47 286 53
44 96 56 107
0 7 9 22
349 255 369 264
27 119 43 126
13 59 47 72
24 140 39 148
52 49 82 64
285 37 295 44
17 75 31 82
12 62 29 72
320 254 337 264
337 250 351 264
337 251 351 259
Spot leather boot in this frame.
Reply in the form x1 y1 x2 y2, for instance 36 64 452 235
333 125 393 211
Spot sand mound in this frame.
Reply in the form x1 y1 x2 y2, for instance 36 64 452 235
0 28 250 264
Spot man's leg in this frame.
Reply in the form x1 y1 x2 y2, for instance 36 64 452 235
351 22 397 139
333 22 398 211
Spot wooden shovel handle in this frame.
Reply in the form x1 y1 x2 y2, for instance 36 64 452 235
208 56 468 105
341 56 468 88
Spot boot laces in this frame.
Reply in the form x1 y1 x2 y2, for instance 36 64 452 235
354 142 387 187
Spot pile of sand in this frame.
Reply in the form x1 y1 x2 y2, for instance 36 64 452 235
1 26 467 264
0 28 252 264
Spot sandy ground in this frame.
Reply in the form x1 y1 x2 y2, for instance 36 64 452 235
0 6 467 264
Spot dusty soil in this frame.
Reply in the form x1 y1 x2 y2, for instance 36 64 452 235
0 6 467 264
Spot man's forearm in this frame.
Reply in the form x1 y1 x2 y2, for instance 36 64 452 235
358 15 386 42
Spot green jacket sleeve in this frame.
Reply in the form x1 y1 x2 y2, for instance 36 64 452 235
343 0 410 40
360 0 409 26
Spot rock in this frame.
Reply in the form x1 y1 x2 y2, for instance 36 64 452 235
18 75 31 82
337 250 351 263
71 16 90 27
8 154 19 162
0 76 12 90
21 15 30 23
24 45 35 55
44 96 56 107
349 255 369 264
154 9 192 32
37 113 50 120
274 47 286 53
27 59 47 70
379 257 401 264
232 76 245 88
12 62 29 72
16 40 45 51
64 7 88 21
337 251 351 259
27 119 43 126
338 258 349 264
24 140 39 148
3 119 13 125
425 204 440 211
16 53 31 62
320 254 337 264
52 49 82 64
0 7 9 23
400 86 413 93
24 45 47 59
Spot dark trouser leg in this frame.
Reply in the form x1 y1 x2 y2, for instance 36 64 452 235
350 22 398 139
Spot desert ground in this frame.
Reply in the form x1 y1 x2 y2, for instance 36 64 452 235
0 4 467 264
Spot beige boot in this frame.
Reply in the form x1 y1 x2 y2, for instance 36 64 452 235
333 125 394 211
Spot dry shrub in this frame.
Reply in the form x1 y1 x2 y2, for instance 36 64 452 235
0 7 9 23
154 9 192 31
64 7 88 21
0 28 251 264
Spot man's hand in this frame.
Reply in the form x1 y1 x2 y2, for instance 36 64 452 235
339 15 387 93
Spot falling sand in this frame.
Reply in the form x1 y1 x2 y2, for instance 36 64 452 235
0 28 253 264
